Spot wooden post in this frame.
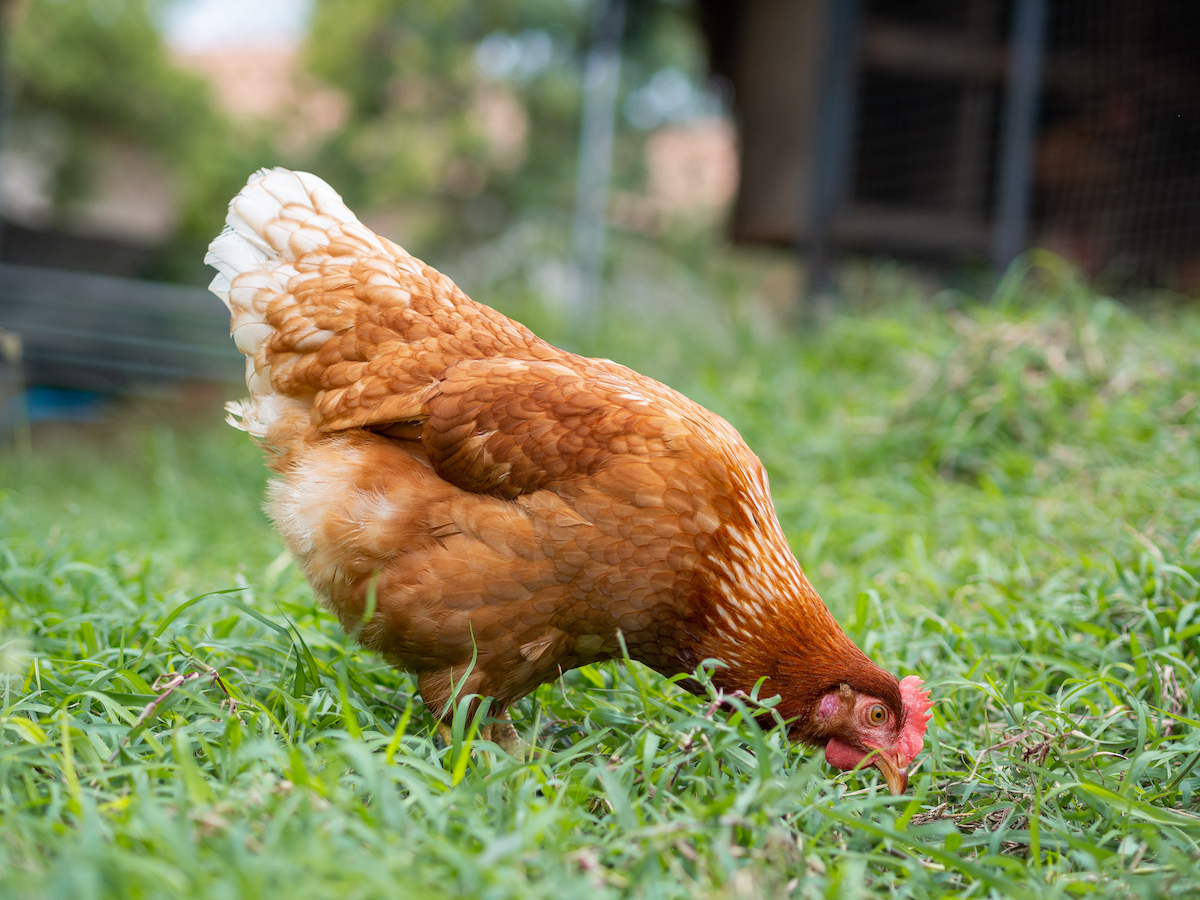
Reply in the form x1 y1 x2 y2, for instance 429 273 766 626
0 329 30 454
991 0 1047 272
950 0 1000 220
801 0 863 313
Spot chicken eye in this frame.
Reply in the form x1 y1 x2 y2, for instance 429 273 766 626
868 704 887 725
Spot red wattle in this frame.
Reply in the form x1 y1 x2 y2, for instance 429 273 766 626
825 736 868 771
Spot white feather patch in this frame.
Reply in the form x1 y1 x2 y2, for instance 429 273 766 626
207 168 392 404
233 322 274 355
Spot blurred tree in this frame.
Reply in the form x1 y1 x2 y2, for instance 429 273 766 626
301 0 714 255
6 0 270 281
3 0 720 282
303 0 580 252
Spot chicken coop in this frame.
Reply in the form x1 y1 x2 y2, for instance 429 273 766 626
698 0 1200 290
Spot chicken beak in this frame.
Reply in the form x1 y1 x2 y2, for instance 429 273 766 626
871 751 909 795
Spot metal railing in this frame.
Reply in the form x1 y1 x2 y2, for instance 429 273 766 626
0 263 241 394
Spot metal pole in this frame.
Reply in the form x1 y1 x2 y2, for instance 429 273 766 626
0 0 11 267
570 0 625 321
991 0 1047 271
801 0 863 311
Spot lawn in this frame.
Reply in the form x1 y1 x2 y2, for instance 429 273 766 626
1 250 1199 898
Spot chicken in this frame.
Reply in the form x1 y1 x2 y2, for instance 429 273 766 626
206 168 932 793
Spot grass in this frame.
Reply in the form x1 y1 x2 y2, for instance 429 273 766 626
2 248 1200 898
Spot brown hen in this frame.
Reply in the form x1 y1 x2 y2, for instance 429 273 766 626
207 169 931 793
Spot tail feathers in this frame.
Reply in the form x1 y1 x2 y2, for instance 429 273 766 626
208 167 462 444
207 167 393 412
205 167 381 308
225 398 264 438
225 396 295 440
205 227 270 309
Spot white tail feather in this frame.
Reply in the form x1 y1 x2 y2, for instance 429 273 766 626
207 167 367 435
205 167 361 287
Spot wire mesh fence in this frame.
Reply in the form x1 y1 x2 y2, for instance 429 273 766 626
705 0 1200 290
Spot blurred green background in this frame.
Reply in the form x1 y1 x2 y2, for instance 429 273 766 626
5 0 727 284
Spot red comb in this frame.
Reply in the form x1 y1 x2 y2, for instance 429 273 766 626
896 676 933 764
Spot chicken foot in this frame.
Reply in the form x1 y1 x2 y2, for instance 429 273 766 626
436 707 524 760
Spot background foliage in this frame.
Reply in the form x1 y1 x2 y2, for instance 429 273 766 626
6 0 713 276
6 0 270 277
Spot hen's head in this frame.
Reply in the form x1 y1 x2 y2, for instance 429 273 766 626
799 674 932 794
